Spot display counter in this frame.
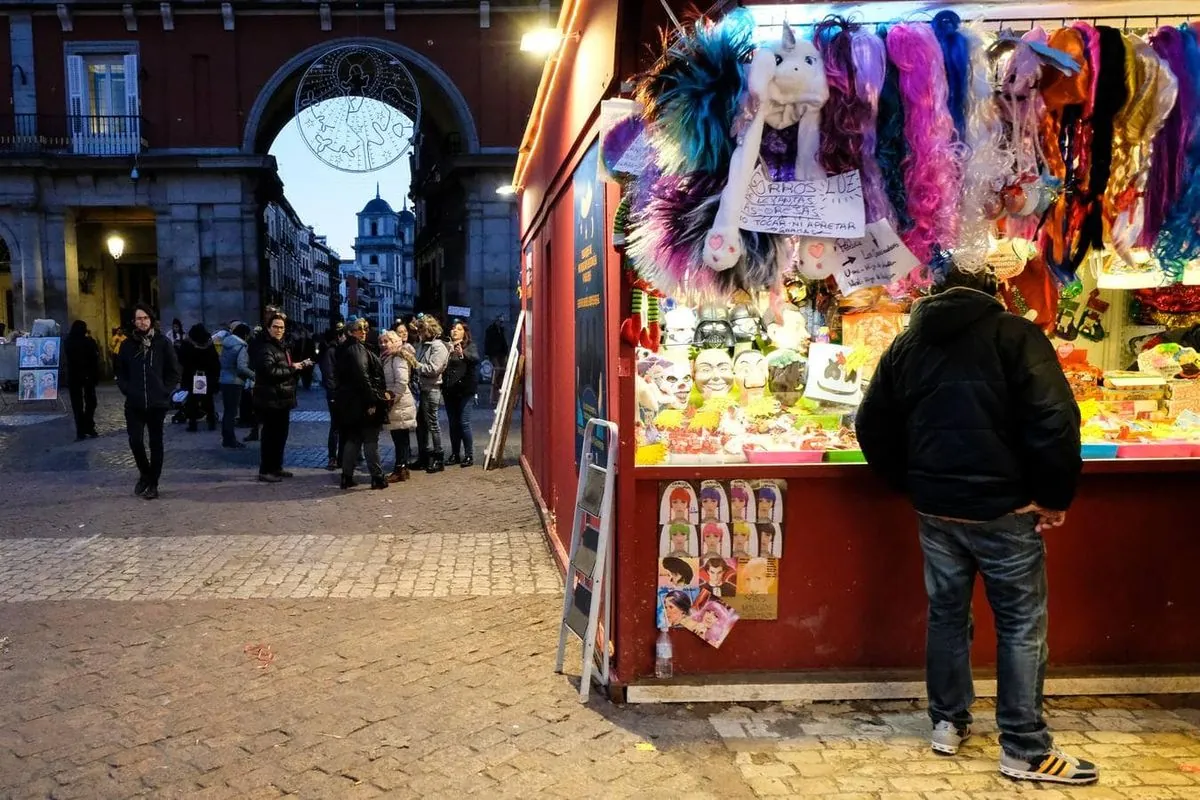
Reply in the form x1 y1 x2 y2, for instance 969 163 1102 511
613 451 1200 696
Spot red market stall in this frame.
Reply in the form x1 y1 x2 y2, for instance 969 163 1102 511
513 0 1200 702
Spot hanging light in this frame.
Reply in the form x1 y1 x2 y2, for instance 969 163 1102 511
520 27 563 55
106 234 125 261
496 184 517 197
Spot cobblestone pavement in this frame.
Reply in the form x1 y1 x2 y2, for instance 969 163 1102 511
2 386 1200 798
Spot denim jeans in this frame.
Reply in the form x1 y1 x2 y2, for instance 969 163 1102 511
125 405 166 485
919 512 1052 760
342 425 383 480
221 384 242 445
445 391 474 458
419 387 443 454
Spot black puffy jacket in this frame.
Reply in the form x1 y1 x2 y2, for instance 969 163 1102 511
856 287 1081 522
334 337 388 427
252 336 298 411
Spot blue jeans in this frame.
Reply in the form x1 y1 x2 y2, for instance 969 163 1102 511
221 383 242 446
919 512 1052 760
445 391 474 458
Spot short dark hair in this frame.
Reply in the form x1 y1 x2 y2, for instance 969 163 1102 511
934 267 998 297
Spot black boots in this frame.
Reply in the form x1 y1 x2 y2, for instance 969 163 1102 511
446 454 461 466
460 455 474 468
340 474 357 490
426 451 445 474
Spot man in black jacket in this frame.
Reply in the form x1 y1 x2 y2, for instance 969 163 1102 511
334 317 389 490
115 303 181 500
856 267 1093 785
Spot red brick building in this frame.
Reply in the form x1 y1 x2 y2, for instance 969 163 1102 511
0 0 541 339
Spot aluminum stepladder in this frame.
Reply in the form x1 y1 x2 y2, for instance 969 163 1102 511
554 418 617 702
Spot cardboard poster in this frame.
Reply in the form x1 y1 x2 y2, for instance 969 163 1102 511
831 220 921 295
728 557 780 620
17 336 61 402
739 169 866 238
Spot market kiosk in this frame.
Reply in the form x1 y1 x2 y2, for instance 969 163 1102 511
514 0 1200 701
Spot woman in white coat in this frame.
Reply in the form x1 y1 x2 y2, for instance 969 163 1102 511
380 329 418 482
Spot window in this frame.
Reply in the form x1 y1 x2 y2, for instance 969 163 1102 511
370 222 378 237
369 255 378 266
66 46 140 155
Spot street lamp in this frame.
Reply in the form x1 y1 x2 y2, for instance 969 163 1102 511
106 233 125 261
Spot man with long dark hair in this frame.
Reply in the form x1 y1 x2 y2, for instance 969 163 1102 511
856 265 1092 785
115 303 180 501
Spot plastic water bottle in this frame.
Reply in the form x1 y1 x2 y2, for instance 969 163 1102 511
654 626 673 679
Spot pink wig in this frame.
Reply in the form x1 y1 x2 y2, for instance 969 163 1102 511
815 18 871 177
885 23 962 263
851 28 895 226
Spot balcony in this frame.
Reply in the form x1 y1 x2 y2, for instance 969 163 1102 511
0 114 145 156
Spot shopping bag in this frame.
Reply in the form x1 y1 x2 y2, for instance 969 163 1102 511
192 374 208 395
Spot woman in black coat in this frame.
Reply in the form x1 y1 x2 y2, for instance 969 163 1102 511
253 313 312 483
334 317 390 490
443 319 480 467
64 319 101 440
178 323 220 431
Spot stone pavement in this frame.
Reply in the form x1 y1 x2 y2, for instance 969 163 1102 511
2 385 1200 798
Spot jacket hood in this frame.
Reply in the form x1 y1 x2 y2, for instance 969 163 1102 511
224 334 246 349
909 287 1005 343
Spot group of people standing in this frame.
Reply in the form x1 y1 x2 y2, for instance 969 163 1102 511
321 314 479 490
72 302 480 500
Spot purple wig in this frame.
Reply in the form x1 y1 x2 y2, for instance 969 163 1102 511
1144 26 1195 248
814 18 870 177
850 28 894 225
885 23 961 264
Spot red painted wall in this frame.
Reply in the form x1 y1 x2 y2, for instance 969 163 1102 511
23 9 539 150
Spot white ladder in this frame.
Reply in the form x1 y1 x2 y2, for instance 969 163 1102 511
554 418 617 702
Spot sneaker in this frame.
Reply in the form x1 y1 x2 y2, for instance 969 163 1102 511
142 485 159 500
258 473 282 483
134 477 148 496
1000 749 1099 785
931 721 971 755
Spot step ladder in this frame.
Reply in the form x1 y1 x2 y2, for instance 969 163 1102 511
554 418 617 702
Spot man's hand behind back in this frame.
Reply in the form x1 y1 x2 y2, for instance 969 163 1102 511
1017 504 1067 533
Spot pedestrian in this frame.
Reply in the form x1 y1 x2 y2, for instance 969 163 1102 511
168 318 185 356
380 328 417 482
218 323 254 449
252 313 310 483
335 317 389 490
179 323 220 432
855 265 1092 785
485 315 508 406
413 316 449 473
243 306 281 443
115 303 180 501
319 323 347 470
443 319 480 468
108 326 126 374
64 319 101 441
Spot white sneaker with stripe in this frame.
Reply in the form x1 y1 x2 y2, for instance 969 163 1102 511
999 748 1099 784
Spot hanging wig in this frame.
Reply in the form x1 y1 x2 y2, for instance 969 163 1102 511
885 22 961 264
635 10 756 176
1143 26 1195 248
850 27 895 225
955 23 1009 270
1108 42 1179 265
932 10 971 141
814 17 870 176
991 30 1050 242
1152 26 1200 279
1036 26 1091 283
876 26 912 232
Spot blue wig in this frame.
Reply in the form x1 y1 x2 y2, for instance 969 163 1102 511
636 9 756 177
1153 24 1200 280
932 10 970 142
876 25 913 232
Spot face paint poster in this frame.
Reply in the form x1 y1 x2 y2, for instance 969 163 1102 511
658 479 785 629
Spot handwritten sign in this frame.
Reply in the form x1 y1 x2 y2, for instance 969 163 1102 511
831 220 921 295
739 169 866 237
598 99 649 182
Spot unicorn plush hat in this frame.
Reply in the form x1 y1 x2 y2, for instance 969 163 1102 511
704 24 830 274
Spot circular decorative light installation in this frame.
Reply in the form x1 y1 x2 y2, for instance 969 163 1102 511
294 45 422 173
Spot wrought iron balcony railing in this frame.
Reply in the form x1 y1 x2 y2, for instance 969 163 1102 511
0 113 145 156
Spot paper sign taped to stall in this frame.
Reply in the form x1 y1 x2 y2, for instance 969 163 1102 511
739 169 865 238
597 98 649 182
832 220 921 295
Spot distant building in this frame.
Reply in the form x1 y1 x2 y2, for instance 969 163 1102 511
264 202 339 332
351 187 415 329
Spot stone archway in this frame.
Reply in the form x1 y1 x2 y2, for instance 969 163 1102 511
0 215 23 332
240 37 480 156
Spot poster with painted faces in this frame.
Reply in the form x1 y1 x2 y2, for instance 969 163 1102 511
658 480 786 624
